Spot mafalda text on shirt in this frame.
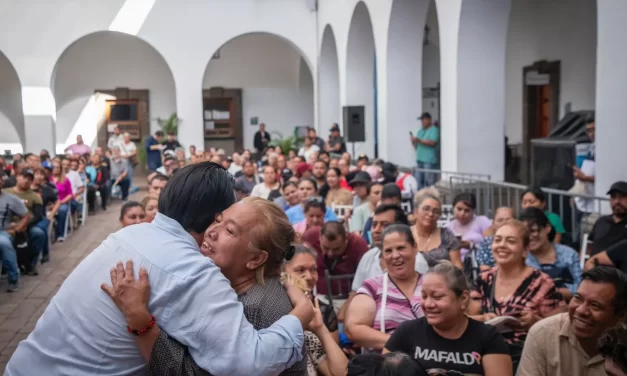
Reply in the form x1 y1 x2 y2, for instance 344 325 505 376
414 347 482 365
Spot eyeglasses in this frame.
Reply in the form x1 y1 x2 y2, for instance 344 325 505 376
419 205 441 217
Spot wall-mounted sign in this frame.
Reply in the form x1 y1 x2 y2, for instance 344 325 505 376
525 71 550 86
250 116 258 126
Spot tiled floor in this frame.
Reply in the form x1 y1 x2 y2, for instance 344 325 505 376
0 194 139 371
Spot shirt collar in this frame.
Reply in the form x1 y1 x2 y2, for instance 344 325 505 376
560 315 605 366
152 213 200 251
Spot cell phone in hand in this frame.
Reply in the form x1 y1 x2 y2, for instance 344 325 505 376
409 131 413 137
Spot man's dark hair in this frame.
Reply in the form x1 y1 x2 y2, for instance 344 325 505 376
158 162 235 234
581 266 627 314
150 174 169 184
155 131 164 137
320 221 346 242
381 183 402 201
23 153 34 161
598 324 627 373
347 352 427 376
374 204 408 226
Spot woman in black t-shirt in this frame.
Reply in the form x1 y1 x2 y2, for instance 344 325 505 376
384 261 512 375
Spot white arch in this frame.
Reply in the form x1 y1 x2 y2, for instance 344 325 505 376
385 0 431 166
0 51 25 153
319 25 340 135
346 1 376 157
51 31 176 151
202 32 315 149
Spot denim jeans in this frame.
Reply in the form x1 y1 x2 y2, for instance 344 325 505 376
28 225 46 268
34 218 50 258
56 204 70 238
416 161 438 188
111 178 131 200
0 231 19 283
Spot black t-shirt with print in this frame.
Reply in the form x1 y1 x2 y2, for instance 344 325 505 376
385 317 509 375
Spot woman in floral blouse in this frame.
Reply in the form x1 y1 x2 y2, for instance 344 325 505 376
469 219 566 371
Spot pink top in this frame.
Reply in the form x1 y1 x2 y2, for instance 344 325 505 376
447 215 492 258
66 143 91 155
293 221 307 234
54 177 74 201
357 274 424 334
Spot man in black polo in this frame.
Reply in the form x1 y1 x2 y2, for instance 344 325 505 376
588 181 627 255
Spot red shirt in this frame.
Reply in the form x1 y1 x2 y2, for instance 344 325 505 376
302 226 369 295
340 177 352 191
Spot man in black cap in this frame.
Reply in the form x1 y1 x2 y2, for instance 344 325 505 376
587 181 627 255
411 112 439 188
326 123 346 155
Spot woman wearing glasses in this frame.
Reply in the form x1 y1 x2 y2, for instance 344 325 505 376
411 188 462 269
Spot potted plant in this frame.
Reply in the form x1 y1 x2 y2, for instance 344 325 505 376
268 131 304 154
157 113 181 136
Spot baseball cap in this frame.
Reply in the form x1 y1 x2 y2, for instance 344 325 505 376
349 171 372 187
357 154 369 162
607 181 627 195
330 124 340 132
418 112 432 120
21 169 34 179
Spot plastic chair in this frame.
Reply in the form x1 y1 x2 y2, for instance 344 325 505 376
332 204 353 219
324 269 355 308
437 204 454 228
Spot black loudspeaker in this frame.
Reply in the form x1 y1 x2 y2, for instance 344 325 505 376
342 106 366 142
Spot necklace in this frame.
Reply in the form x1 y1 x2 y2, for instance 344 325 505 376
416 232 433 252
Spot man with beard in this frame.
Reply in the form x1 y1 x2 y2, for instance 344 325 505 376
518 266 627 376
312 160 328 190
587 181 627 255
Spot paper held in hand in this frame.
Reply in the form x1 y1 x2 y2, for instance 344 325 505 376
485 315 521 333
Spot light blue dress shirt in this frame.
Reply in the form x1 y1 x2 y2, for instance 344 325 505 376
6 213 304 376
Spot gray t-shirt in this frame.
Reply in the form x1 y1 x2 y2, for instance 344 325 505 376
109 158 129 180
0 192 29 230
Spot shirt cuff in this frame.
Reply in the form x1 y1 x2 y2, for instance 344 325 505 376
277 314 305 346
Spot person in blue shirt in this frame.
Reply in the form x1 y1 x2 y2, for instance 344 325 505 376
5 162 312 376
286 178 338 224
145 130 165 175
411 112 440 188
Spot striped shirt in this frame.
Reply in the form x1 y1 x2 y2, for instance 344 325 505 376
356 274 424 334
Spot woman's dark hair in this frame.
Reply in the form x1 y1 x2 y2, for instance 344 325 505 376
381 183 402 201
304 196 326 214
299 177 318 191
452 192 477 210
158 162 235 233
327 167 341 178
283 181 298 191
381 224 416 247
519 207 555 242
582 266 627 314
347 352 427 376
598 323 627 373
521 186 546 203
374 204 409 226
120 201 144 220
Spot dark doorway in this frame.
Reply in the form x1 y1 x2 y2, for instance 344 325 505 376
521 60 560 184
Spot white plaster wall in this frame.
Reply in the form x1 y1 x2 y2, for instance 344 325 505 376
318 25 341 132
203 34 314 149
0 52 24 153
53 31 176 149
595 1 627 198
0 0 316 152
423 2 440 90
505 0 597 144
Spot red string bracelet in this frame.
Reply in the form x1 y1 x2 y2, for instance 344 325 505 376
127 315 156 336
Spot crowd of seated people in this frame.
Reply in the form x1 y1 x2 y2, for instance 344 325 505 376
3 122 627 376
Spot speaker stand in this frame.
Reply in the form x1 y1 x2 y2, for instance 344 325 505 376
352 142 356 161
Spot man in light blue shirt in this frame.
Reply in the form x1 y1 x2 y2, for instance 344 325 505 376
411 112 440 188
6 162 309 376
